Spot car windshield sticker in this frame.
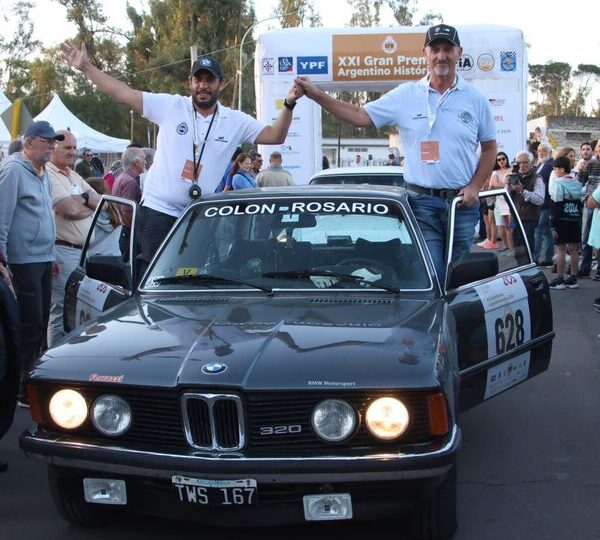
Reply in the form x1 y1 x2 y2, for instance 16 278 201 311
146 275 163 288
176 267 198 277
474 274 531 361
203 200 391 218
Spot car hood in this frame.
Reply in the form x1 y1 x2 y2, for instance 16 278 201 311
35 295 445 390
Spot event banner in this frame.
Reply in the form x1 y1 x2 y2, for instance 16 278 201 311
332 33 426 82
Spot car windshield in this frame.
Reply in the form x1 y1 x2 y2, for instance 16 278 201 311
142 196 430 292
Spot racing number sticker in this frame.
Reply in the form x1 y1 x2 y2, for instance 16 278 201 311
474 274 531 359
75 276 111 327
474 274 532 399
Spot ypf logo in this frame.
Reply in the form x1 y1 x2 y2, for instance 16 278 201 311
297 56 328 75
457 54 474 72
381 36 398 55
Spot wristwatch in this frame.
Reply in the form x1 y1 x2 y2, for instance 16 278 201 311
283 98 296 111
81 191 90 207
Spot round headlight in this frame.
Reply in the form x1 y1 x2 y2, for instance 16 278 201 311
311 399 356 442
91 395 132 436
49 389 88 429
365 397 410 440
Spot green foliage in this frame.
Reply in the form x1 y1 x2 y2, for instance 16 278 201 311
272 0 322 28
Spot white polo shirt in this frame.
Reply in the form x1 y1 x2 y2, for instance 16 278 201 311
364 75 496 190
142 93 266 216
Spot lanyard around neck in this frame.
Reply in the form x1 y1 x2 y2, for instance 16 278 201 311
191 103 218 182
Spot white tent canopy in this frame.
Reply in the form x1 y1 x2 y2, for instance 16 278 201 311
34 94 129 153
0 92 12 146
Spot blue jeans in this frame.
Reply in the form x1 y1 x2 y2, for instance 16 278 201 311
533 208 554 263
408 192 480 283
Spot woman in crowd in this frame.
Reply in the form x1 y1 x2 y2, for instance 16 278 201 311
487 151 513 251
86 177 122 257
229 153 257 190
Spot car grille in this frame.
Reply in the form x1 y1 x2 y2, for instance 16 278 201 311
36 385 438 456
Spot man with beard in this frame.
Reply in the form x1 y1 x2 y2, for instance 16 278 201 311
295 24 496 282
61 42 301 273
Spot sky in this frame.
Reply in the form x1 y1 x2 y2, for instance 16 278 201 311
2 0 599 109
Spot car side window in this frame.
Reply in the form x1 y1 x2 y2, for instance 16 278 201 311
471 191 537 273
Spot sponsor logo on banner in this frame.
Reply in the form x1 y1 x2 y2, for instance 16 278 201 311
500 51 517 72
457 54 473 72
278 56 293 73
477 53 495 72
381 36 398 54
297 56 328 74
333 33 426 82
262 58 275 75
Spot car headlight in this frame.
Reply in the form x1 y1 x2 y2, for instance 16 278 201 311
365 397 409 440
311 399 356 442
49 389 88 429
91 395 132 436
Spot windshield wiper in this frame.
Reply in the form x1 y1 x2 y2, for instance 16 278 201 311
153 274 272 293
262 269 400 294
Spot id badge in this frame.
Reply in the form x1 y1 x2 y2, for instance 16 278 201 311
181 160 202 181
421 140 440 163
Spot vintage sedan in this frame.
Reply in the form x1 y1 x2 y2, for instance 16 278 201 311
309 165 405 187
20 186 553 539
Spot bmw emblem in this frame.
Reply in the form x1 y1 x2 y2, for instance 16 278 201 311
201 362 227 374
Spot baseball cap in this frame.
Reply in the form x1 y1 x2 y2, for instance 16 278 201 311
190 56 224 79
24 121 65 141
424 24 460 47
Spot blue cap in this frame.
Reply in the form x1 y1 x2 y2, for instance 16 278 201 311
24 121 65 141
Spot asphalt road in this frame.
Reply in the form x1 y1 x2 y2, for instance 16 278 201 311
1 269 599 540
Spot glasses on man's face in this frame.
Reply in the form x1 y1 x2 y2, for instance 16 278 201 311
85 154 93 158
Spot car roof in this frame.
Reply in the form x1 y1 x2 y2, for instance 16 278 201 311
195 184 409 204
310 166 404 179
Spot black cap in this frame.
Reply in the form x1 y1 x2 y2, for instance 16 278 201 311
424 24 460 47
24 121 65 141
190 56 224 79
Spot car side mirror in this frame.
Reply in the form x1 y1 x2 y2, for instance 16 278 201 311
87 256 132 290
446 252 499 290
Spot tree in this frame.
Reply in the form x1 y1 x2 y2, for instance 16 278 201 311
0 1 41 100
528 62 572 118
273 0 322 28
348 0 382 27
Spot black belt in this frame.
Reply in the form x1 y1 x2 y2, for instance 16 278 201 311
406 182 461 198
55 239 83 250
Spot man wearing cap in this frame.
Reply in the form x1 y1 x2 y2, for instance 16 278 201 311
295 24 497 281
0 120 63 404
61 41 301 274
47 129 101 347
256 151 294 187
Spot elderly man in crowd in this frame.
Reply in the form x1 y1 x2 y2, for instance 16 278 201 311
0 121 63 405
256 151 294 187
112 146 146 262
533 142 555 267
510 151 545 265
47 130 101 347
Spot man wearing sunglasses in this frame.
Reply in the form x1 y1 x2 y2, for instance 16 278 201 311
0 121 64 405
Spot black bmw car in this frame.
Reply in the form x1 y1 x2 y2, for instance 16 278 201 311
20 186 553 539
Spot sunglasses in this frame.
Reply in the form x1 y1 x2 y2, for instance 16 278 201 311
496 157 507 161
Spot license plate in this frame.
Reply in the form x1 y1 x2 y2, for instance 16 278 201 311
172 476 257 506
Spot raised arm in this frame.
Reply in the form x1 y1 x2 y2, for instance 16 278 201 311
255 83 301 145
295 76 373 127
60 41 143 114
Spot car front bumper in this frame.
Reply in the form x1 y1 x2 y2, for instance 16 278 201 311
21 425 460 524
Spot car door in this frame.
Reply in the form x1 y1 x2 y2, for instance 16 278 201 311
64 195 138 333
444 189 554 411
